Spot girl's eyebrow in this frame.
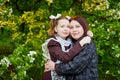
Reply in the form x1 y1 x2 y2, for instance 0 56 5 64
61 25 65 26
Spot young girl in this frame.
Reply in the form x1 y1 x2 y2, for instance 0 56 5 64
41 14 91 80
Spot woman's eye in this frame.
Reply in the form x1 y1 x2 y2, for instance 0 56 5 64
76 25 80 28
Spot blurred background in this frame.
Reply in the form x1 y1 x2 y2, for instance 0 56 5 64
0 0 120 80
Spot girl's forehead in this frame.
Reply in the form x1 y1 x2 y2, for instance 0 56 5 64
58 19 69 24
58 18 69 22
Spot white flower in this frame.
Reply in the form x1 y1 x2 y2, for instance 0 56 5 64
91 24 95 27
96 5 100 10
24 71 26 76
95 20 98 23
100 23 104 28
118 70 120 74
0 57 11 67
28 51 36 57
30 58 35 63
105 70 109 74
42 25 45 28
46 0 53 3
106 4 109 9
115 53 120 58
9 8 13 14
13 75 17 79
117 11 120 16
17 66 21 69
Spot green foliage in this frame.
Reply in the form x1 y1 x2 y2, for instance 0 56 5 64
47 0 73 15
87 10 120 80
0 45 44 79
0 0 120 79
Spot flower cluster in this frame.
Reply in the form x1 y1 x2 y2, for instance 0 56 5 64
27 51 36 57
0 57 11 67
27 51 37 63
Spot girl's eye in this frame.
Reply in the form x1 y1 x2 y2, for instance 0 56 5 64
60 25 64 28
67 25 70 28
69 26 73 29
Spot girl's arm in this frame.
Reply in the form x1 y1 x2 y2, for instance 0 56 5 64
48 37 90 63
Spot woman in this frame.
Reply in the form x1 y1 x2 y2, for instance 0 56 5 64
45 15 99 80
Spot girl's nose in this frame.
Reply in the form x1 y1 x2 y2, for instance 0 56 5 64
65 27 69 31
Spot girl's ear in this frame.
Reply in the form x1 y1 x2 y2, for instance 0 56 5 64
54 27 57 33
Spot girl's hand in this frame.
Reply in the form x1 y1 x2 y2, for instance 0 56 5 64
44 60 55 72
79 36 91 46
87 30 93 37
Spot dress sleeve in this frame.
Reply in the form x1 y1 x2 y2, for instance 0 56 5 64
48 40 83 63
55 40 97 75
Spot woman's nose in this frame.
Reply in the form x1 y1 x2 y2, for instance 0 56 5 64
72 28 77 31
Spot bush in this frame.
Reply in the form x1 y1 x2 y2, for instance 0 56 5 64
0 0 120 79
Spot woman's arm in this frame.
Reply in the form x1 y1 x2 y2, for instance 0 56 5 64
55 40 97 75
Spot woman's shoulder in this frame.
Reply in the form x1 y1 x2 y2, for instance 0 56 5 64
91 38 96 46
86 39 97 53
84 38 96 49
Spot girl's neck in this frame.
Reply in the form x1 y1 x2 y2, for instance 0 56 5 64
55 35 67 40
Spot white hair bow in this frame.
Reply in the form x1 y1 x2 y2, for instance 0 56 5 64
66 16 71 20
49 14 62 19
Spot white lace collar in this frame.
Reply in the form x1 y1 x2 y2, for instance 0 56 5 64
55 36 72 47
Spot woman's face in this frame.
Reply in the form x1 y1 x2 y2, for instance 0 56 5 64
55 19 70 39
70 20 84 40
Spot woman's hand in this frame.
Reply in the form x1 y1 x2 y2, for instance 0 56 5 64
44 60 55 72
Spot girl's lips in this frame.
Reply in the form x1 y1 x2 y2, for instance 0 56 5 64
63 32 69 34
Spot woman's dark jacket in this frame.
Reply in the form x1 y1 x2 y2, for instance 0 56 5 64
55 39 99 80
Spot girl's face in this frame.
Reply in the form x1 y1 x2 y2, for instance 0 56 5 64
55 19 70 39
70 20 84 40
